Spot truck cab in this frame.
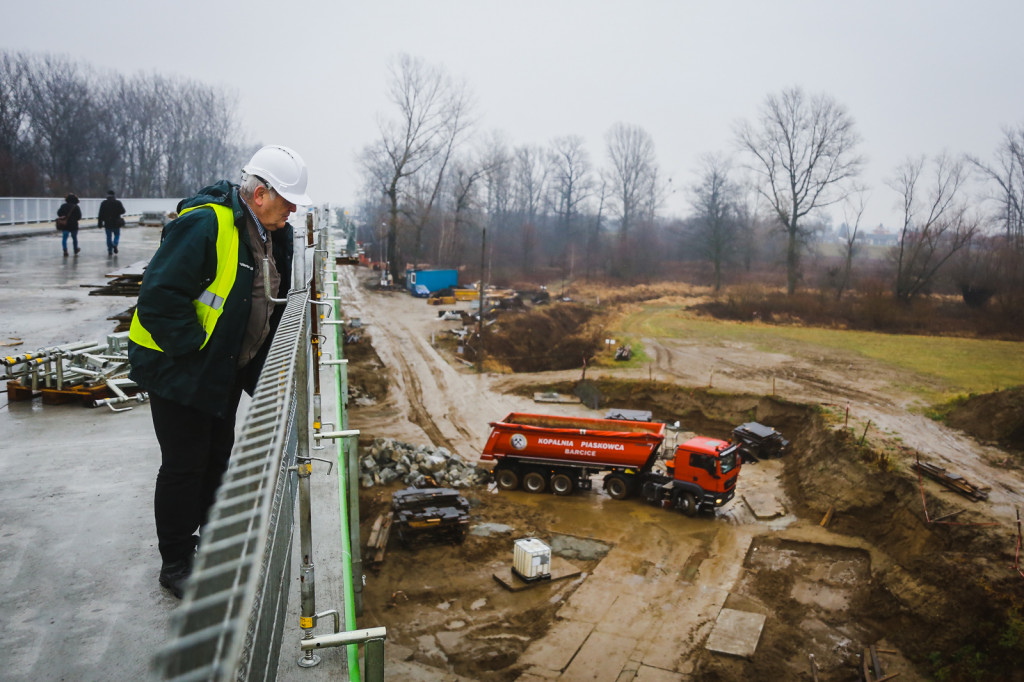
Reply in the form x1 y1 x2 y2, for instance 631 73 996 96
655 437 740 515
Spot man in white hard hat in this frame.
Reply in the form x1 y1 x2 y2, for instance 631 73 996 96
128 145 310 598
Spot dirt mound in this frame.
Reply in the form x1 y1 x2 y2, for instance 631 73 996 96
946 386 1024 454
524 378 810 440
344 329 389 403
483 304 605 372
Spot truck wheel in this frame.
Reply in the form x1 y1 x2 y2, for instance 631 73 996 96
551 473 574 496
523 471 547 493
605 474 631 500
674 491 697 517
495 467 520 491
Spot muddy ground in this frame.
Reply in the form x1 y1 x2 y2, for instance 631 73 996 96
334 267 1024 682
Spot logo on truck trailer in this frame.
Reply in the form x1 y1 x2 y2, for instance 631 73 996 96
511 434 528 450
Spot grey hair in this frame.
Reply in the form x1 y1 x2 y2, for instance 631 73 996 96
239 172 277 201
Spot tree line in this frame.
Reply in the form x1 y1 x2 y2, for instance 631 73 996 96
0 50 255 199
357 54 1024 311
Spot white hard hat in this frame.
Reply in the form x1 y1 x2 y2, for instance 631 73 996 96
243 145 311 205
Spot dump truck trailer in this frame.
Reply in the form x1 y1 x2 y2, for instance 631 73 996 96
481 413 740 515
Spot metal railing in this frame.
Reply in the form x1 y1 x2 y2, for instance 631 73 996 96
152 211 383 681
153 289 308 680
0 196 179 224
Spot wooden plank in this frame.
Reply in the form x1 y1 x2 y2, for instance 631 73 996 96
366 513 385 549
819 505 835 528
372 513 393 564
870 645 884 680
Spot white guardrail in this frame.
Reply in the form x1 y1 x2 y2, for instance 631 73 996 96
0 197 181 225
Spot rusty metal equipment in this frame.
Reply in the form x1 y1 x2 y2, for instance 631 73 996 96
2 332 146 411
913 458 990 502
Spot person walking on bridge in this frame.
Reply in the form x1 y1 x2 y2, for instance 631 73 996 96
128 145 311 599
98 190 126 255
56 193 81 256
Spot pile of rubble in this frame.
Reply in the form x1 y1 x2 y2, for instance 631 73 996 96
359 438 490 489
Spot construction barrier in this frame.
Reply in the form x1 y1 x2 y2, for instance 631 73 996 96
0 196 178 225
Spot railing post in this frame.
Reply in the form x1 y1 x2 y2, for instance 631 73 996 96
294 318 323 668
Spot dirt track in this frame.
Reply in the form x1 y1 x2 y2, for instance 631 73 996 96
336 266 1024 681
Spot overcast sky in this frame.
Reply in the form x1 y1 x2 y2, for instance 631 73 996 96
6 0 1023 230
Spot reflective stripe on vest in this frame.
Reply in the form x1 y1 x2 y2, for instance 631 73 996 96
129 203 240 352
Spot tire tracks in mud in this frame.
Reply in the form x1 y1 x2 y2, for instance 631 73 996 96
349 277 490 456
389 343 455 452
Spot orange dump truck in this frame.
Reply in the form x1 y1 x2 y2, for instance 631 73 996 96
481 413 741 516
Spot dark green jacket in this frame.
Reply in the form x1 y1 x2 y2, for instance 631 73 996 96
128 180 294 417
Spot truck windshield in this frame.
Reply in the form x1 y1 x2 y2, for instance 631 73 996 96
718 447 739 474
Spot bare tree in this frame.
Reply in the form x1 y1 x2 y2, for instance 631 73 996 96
549 135 593 242
585 178 608 280
0 52 39 194
689 153 738 291
511 144 549 274
21 54 95 194
969 124 1024 252
438 152 491 266
887 153 979 302
737 87 863 294
605 122 659 277
829 189 868 301
2 50 251 198
360 54 472 281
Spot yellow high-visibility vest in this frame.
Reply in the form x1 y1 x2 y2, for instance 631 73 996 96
129 203 240 352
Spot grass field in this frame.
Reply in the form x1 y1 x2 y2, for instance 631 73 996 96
615 305 1024 400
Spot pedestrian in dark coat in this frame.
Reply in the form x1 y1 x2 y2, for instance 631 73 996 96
57 193 82 257
98 190 126 255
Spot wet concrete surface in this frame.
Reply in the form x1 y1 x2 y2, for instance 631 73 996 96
0 226 354 680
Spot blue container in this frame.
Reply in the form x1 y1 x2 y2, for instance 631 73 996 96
406 269 458 294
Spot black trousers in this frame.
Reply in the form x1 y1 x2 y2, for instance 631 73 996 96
150 385 243 564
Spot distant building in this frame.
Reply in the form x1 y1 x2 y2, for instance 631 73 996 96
862 224 898 247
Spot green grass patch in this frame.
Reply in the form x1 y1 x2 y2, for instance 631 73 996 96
616 306 1024 401
591 336 650 369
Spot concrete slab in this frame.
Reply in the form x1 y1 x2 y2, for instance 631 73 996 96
518 619 593 671
561 631 637 682
555 576 619 623
595 592 660 635
493 555 582 591
705 608 766 658
742 490 786 519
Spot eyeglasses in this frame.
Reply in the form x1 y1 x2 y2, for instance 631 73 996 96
253 175 276 196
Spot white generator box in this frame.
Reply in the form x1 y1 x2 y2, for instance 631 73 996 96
512 537 551 581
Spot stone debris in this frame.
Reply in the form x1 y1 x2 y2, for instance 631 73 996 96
359 437 490 489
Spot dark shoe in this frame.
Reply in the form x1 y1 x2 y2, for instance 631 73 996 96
63 250 68 257
74 248 81 255
113 246 118 254
159 557 193 599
